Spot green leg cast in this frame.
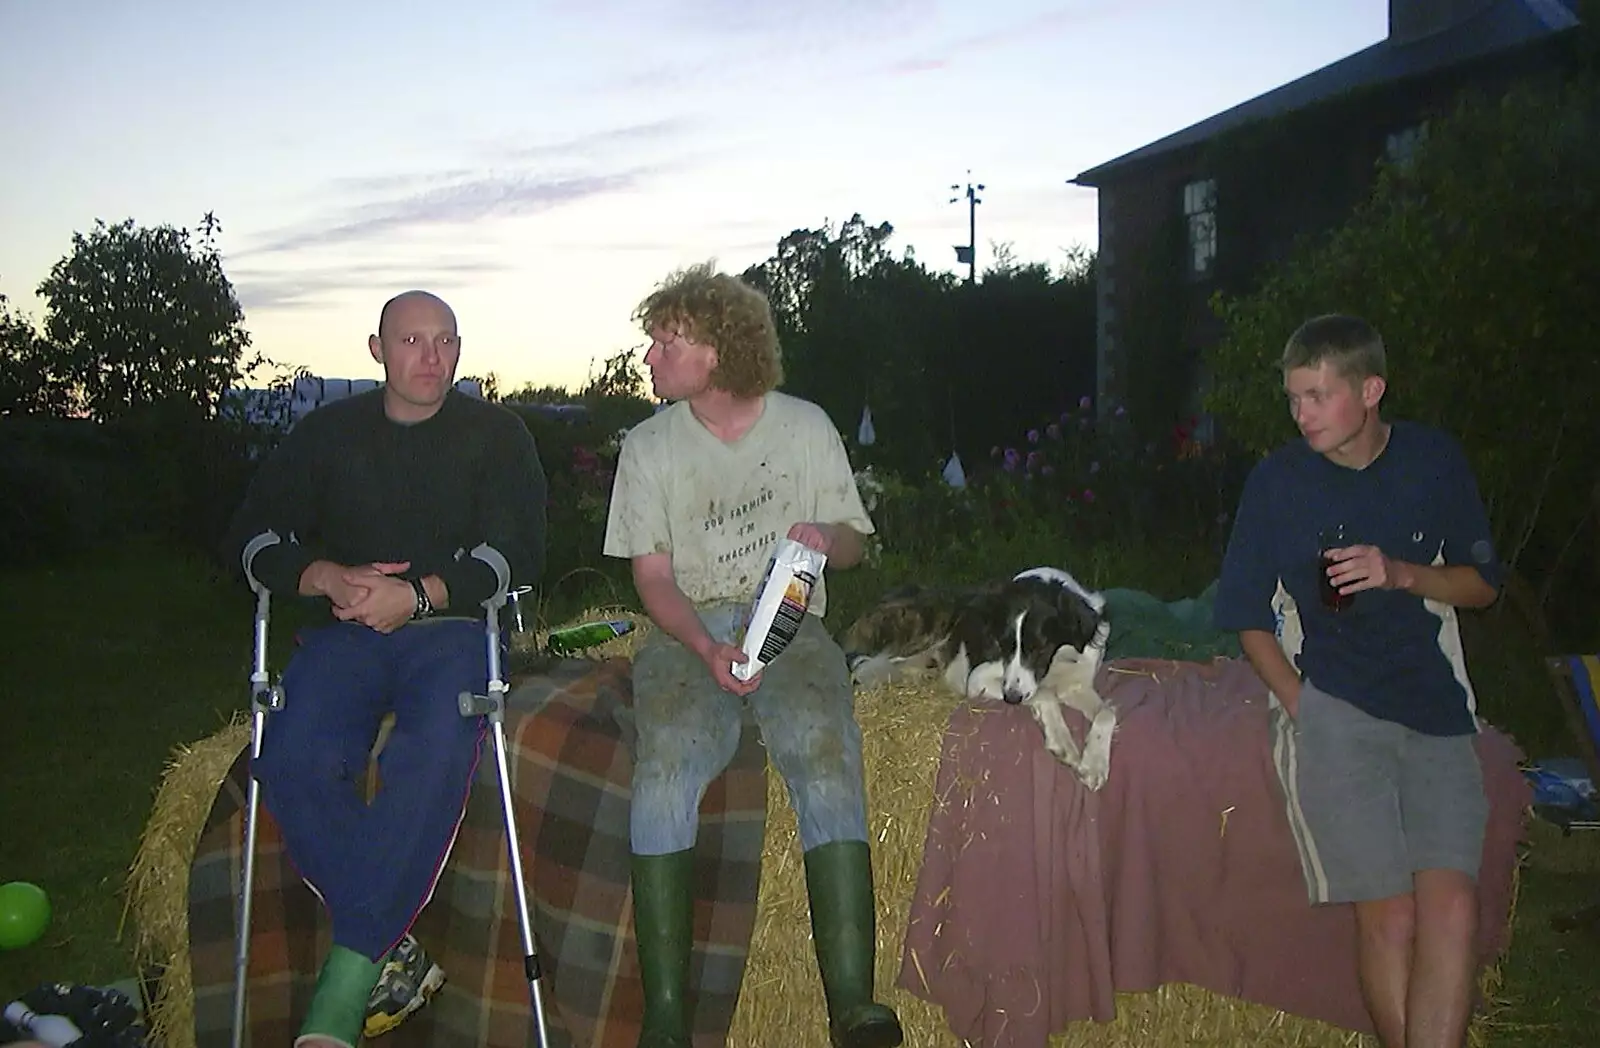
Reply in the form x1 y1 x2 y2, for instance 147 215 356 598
631 849 697 1048
804 840 904 1048
297 944 384 1048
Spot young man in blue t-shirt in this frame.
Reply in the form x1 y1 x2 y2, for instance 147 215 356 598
1214 314 1501 1048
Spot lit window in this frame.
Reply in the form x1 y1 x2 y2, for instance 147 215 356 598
1384 123 1427 168
1183 178 1217 277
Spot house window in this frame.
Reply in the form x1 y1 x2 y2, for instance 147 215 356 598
1384 123 1427 169
1183 178 1217 278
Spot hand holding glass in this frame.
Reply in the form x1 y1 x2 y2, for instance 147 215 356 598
1317 524 1354 612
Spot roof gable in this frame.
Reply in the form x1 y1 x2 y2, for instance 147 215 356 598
1073 0 1578 186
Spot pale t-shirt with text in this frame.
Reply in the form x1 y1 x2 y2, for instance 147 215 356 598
602 391 874 618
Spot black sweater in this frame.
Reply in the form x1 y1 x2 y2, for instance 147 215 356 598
224 388 547 620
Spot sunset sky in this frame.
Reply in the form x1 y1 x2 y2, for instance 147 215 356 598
0 0 1388 392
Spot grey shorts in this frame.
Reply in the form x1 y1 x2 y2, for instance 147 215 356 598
1271 679 1488 904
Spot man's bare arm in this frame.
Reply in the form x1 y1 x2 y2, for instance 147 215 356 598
632 552 758 695
786 522 866 569
632 553 715 657
1239 629 1303 717
820 523 865 570
1328 546 1499 609
1390 561 1498 609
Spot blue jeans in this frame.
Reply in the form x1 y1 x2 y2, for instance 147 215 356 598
629 608 869 855
254 619 488 961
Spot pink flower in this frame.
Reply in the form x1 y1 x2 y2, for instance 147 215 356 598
1027 428 1040 444
1082 488 1097 503
1078 394 1092 411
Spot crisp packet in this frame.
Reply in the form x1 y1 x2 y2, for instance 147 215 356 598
732 538 827 681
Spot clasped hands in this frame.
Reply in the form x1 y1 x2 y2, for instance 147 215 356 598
308 560 417 634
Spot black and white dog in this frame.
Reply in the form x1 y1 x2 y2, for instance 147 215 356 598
839 567 1116 790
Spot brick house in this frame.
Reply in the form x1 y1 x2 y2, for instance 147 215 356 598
1070 0 1583 439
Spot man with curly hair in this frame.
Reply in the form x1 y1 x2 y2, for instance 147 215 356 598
603 263 901 1048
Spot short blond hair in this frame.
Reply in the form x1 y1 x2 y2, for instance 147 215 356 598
633 262 784 398
1282 314 1387 383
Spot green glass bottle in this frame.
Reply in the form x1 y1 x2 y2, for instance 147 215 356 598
546 618 635 656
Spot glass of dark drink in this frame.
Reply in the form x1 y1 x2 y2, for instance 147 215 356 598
1318 524 1354 612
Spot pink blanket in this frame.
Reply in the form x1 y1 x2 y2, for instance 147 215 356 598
896 657 1529 1048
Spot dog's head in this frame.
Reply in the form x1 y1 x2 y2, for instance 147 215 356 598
958 567 1109 704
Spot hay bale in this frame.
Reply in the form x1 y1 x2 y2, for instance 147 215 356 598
726 668 1516 1048
727 677 959 1047
127 717 250 1048
129 609 1514 1048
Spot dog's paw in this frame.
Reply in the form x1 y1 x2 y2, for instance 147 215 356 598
1075 710 1116 791
1043 735 1078 766
1075 747 1110 791
848 654 895 689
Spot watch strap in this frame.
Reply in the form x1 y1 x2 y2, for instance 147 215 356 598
409 577 434 619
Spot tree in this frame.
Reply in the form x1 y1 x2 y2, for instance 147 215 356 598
953 246 1098 455
1207 73 1600 599
581 345 648 403
503 382 576 404
742 216 961 474
739 216 1099 477
460 371 501 402
36 213 254 422
0 294 57 415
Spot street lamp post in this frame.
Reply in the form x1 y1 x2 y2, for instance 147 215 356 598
950 173 984 284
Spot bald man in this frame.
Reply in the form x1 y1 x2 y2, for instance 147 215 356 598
225 291 548 1048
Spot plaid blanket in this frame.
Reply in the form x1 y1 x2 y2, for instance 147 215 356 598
182 657 769 1048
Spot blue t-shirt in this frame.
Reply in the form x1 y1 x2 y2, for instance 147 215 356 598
1213 421 1502 736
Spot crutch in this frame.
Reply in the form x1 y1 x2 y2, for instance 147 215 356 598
233 530 286 1048
457 544 552 1048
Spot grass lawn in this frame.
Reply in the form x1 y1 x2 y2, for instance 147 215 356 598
1 539 1596 1045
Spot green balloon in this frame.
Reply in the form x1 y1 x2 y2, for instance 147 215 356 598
0 881 51 949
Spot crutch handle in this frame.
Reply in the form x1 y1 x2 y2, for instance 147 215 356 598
469 543 513 611
242 531 282 596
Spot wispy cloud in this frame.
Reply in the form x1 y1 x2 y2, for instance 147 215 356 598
540 235 780 257
881 2 1135 77
322 168 483 198
592 0 936 95
238 165 664 259
491 117 696 162
315 120 694 200
668 0 934 38
236 113 705 267
231 259 511 313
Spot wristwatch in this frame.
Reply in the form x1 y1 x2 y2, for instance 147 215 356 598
409 577 434 620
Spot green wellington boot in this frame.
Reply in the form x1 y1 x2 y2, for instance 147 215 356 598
296 944 384 1048
631 849 697 1048
804 840 904 1048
